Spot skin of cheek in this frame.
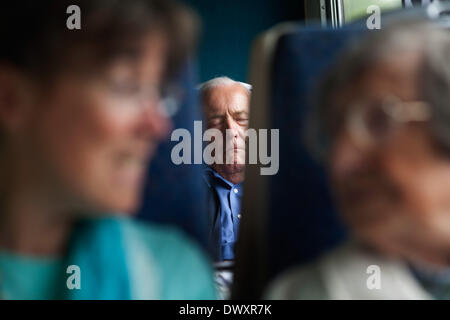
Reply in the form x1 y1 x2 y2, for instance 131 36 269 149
381 129 450 236
329 135 399 230
29 78 145 214
24 33 169 215
345 128 450 265
330 127 450 263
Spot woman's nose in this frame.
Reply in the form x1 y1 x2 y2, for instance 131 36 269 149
331 132 368 179
139 99 172 141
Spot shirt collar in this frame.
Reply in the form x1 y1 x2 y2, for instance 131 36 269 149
203 167 243 190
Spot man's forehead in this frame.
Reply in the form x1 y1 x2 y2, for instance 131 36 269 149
203 84 250 113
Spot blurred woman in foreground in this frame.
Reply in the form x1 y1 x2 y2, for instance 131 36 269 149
267 19 450 299
0 0 215 299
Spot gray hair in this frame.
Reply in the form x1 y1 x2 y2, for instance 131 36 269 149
198 76 252 97
308 19 450 160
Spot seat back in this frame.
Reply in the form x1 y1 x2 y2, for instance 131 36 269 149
136 62 209 250
233 24 364 299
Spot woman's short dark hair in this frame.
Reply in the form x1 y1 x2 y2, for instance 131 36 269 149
0 0 199 82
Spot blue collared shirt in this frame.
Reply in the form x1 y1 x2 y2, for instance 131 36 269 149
204 167 243 261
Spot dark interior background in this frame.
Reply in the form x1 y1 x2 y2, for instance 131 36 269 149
182 0 305 83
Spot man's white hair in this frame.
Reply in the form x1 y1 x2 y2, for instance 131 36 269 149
197 76 252 95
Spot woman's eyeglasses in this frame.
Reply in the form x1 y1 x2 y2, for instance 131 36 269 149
310 96 431 160
106 79 185 118
347 95 431 150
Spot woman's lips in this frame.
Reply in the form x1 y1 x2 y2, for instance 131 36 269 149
115 157 147 187
114 144 156 186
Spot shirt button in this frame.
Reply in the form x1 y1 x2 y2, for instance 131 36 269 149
237 214 242 219
233 188 239 194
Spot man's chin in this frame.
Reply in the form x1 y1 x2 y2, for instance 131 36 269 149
222 163 245 175
211 163 245 179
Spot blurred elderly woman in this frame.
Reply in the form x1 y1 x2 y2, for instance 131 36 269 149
267 19 450 299
0 0 215 299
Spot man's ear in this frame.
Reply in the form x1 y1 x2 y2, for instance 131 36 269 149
0 65 34 134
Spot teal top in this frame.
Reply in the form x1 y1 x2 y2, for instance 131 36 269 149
0 217 217 300
0 250 63 300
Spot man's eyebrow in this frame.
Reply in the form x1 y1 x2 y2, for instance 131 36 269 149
232 111 249 117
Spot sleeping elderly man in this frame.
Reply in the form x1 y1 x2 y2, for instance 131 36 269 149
198 77 251 298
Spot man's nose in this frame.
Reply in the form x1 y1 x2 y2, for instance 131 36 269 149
224 116 239 137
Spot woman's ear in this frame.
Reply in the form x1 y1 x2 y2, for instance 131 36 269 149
0 65 35 135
